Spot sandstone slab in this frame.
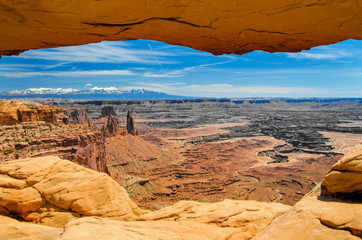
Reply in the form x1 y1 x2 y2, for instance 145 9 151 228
0 156 144 227
60 217 247 240
255 186 362 239
0 215 62 240
138 199 290 238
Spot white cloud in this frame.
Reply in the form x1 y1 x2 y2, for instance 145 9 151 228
285 45 352 60
0 69 135 78
90 86 118 91
8 88 79 95
17 41 176 65
143 59 236 78
84 83 93 87
286 52 342 60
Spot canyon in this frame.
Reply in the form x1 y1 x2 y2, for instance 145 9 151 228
0 99 361 239
0 142 361 239
1 1 361 238
55 98 362 208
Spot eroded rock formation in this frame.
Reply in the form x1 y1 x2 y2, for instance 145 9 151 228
321 142 362 199
100 106 117 118
0 100 59 124
61 108 92 125
101 115 121 137
0 1 361 56
126 110 138 136
255 185 362 240
0 142 362 239
0 156 144 227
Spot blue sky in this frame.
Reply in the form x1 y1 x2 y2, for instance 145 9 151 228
0 39 361 98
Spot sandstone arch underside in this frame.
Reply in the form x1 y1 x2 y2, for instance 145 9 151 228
0 0 362 56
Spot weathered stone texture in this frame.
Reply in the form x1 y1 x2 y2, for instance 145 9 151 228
0 0 362 56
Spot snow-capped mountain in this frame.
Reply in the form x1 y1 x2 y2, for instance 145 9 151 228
1 87 193 100
8 88 80 95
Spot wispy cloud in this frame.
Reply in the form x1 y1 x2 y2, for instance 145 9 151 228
143 59 236 78
17 41 177 65
286 52 345 60
285 45 352 60
0 70 135 78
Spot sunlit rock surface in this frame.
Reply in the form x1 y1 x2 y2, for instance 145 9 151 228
1 0 362 56
1 142 362 239
256 142 362 240
255 185 362 240
0 100 58 124
321 142 362 199
0 156 144 227
138 199 291 239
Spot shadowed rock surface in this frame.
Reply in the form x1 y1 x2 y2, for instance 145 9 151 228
102 115 121 137
126 110 138 136
0 1 362 56
100 106 117 118
61 108 92 125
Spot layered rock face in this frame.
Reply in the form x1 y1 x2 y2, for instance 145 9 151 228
1 1 361 56
0 100 59 124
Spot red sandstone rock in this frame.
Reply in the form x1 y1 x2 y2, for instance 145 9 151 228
0 1 362 56
126 110 138 136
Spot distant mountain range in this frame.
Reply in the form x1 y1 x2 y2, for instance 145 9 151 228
0 88 196 100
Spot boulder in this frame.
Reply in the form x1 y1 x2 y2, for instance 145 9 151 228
321 142 362 199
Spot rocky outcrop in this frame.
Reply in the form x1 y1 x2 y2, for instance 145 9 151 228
126 110 138 136
0 1 362 56
101 115 121 137
1 143 362 240
0 156 292 239
100 106 117 118
255 142 362 240
0 156 144 227
0 100 59 124
255 185 362 240
321 142 362 199
61 108 92 125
